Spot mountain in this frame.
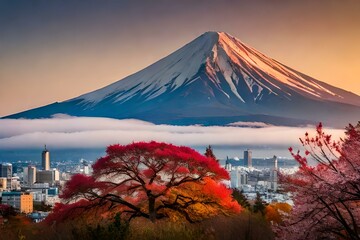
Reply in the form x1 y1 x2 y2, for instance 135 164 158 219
5 31 360 127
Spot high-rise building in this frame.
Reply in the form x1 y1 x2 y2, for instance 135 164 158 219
42 145 50 170
24 166 37 185
28 166 36 185
0 163 12 179
230 169 248 188
225 156 232 171
244 150 252 168
270 155 278 192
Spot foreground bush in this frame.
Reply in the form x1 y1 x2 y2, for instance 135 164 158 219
0 213 274 240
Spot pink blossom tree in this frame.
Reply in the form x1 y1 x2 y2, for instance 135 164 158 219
46 141 240 224
277 123 360 239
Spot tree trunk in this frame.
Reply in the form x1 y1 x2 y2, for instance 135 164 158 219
149 196 156 222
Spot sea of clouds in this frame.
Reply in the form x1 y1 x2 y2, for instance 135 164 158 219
0 114 345 150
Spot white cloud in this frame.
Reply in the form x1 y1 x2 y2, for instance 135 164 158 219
0 116 345 150
227 121 272 128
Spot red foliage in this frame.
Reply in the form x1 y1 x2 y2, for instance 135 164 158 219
0 204 15 218
277 123 360 240
60 174 99 199
47 141 239 224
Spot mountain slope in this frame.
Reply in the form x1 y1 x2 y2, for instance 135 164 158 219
6 32 360 127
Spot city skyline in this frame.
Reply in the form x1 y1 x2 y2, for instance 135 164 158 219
1 0 360 117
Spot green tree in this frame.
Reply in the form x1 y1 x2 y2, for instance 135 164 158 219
253 192 267 215
232 188 250 210
204 145 217 161
71 213 129 240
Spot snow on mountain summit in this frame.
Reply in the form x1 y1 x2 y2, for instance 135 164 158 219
72 31 355 107
71 31 219 104
6 31 360 127
207 32 342 102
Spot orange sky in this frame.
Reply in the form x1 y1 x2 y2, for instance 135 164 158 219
1 0 359 117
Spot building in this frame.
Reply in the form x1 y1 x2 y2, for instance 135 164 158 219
23 166 36 185
270 155 278 192
82 160 90 175
230 167 249 188
0 163 12 179
22 183 59 205
36 169 59 185
0 178 7 191
83 165 90 175
42 145 50 170
225 156 232 171
29 212 49 223
22 183 49 203
244 150 252 168
28 166 36 185
8 177 21 191
1 192 33 213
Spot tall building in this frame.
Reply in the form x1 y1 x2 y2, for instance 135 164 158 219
42 145 50 170
225 156 232 171
0 163 12 179
270 155 278 192
230 169 248 188
244 150 252 168
24 166 37 185
28 166 36 185
1 192 33 213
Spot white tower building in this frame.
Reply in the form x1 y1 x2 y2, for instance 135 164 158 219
42 145 50 170
270 155 278 192
28 166 36 185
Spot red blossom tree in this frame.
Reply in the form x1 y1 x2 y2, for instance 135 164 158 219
46 141 240 224
277 123 360 240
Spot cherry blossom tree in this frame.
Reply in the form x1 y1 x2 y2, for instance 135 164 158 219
277 123 360 240
46 141 240 224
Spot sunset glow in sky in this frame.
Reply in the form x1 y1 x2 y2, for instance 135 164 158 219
1 0 360 117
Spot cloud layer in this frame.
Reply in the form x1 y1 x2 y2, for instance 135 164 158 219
0 116 345 151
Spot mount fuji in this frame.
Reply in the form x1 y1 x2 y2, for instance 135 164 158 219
6 32 360 127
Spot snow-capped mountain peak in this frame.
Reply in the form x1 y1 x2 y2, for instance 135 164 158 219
208 32 340 101
71 31 219 104
73 31 350 106
6 31 360 127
